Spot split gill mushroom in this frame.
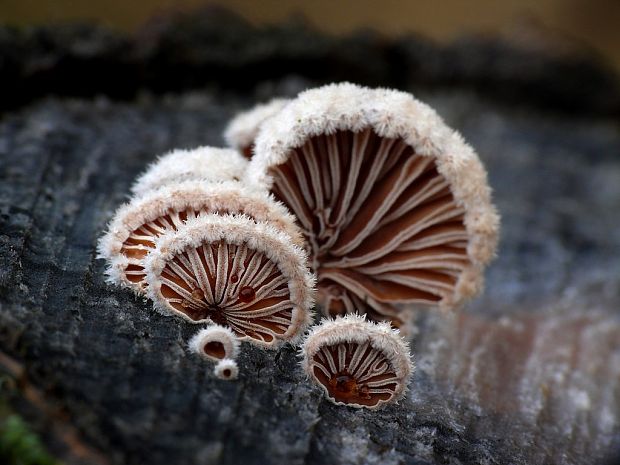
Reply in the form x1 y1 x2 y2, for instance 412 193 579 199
188 325 241 362
131 146 247 197
301 313 413 409
224 98 290 159
97 178 305 293
144 213 315 348
250 83 500 330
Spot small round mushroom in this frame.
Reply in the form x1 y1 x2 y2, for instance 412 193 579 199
97 180 305 293
213 358 239 380
224 98 290 159
145 214 315 348
301 313 413 409
188 325 240 362
131 146 247 197
250 83 499 327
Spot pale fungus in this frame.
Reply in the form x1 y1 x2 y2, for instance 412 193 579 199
145 214 315 348
301 313 413 409
224 98 290 158
188 325 240 362
213 358 239 380
250 83 499 328
97 180 305 293
131 146 247 197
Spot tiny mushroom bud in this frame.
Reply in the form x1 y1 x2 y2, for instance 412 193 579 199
250 82 500 328
214 358 239 380
131 146 247 197
301 313 413 409
188 325 240 362
224 98 290 159
145 214 315 348
97 180 305 293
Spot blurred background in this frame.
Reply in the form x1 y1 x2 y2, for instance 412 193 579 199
2 0 620 71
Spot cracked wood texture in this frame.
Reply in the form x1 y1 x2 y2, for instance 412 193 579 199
1 9 620 465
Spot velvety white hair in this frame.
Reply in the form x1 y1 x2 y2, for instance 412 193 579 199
213 358 239 380
249 82 500 310
144 213 316 347
188 325 240 362
224 98 290 154
131 146 247 197
301 313 413 409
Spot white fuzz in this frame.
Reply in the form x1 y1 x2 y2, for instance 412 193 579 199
224 98 290 156
97 179 306 292
213 358 239 380
248 82 499 317
301 313 413 409
144 213 316 347
131 146 247 197
188 325 240 362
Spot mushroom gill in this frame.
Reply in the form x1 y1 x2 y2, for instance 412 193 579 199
301 314 412 409
251 83 499 327
97 180 304 293
145 214 315 348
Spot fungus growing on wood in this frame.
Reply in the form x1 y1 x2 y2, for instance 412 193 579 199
188 325 240 362
301 314 412 409
214 358 239 380
224 99 290 158
145 214 315 348
251 83 499 327
97 180 304 293
131 146 247 197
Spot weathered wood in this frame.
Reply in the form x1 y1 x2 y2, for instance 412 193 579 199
1 10 620 465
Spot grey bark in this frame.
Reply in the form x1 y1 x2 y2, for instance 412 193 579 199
1 9 619 465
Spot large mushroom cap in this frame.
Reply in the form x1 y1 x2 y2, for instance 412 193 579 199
250 83 499 326
145 214 315 348
301 313 413 409
224 98 290 158
97 180 305 293
131 146 247 197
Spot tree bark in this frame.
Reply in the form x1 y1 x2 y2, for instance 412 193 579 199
1 9 619 465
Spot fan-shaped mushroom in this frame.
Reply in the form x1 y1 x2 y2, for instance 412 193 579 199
224 99 290 159
301 313 412 409
188 325 240 362
145 214 315 348
214 358 239 380
131 146 247 197
97 180 304 293
250 83 499 327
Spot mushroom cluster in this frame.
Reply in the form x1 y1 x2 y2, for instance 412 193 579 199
99 82 499 408
98 146 316 379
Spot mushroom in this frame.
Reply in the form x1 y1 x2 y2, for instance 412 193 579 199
214 358 239 380
224 99 290 159
188 325 240 362
144 214 315 348
131 146 247 197
250 83 499 328
301 313 412 409
97 180 304 293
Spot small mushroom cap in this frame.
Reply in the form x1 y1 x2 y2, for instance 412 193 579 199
144 213 316 348
97 180 306 293
250 82 499 322
213 358 239 380
131 146 247 197
188 325 240 362
301 313 413 409
224 98 290 158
